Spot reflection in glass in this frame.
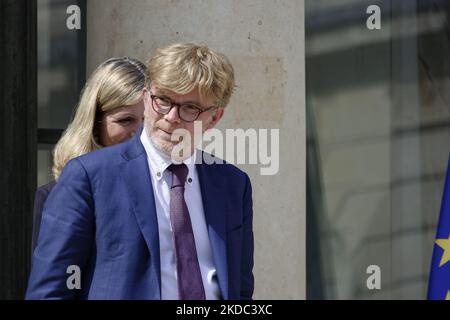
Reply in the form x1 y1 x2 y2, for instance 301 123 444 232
37 0 85 184
306 0 450 299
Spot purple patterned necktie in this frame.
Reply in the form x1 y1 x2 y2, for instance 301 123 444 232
168 164 206 300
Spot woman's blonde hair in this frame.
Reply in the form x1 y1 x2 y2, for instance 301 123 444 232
52 57 146 180
146 43 235 107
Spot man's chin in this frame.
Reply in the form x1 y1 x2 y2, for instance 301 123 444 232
149 136 174 156
149 134 195 162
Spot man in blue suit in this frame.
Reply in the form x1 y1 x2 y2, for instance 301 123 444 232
26 43 254 300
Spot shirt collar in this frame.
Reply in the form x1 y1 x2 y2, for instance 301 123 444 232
140 128 198 182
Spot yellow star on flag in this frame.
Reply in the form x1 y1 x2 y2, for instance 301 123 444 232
435 235 450 267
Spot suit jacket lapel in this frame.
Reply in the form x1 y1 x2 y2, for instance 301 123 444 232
121 131 161 298
197 158 229 300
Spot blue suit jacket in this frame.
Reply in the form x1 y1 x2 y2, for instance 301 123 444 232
26 130 254 300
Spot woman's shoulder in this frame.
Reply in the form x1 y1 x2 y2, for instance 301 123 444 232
35 180 57 197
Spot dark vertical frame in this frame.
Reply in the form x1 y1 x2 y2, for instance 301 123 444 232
78 0 87 95
0 0 37 299
305 82 326 300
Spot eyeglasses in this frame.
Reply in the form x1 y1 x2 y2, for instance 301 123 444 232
150 94 216 122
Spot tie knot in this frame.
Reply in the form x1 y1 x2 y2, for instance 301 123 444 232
168 163 189 188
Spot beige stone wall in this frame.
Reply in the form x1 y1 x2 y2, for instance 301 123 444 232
87 0 305 299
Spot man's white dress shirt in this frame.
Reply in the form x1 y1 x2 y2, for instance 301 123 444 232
140 130 221 300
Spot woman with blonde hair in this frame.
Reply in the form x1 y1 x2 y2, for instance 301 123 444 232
32 57 146 252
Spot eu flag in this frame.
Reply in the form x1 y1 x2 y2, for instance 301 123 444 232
428 156 450 300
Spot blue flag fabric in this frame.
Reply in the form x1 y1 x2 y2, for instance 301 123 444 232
428 156 450 300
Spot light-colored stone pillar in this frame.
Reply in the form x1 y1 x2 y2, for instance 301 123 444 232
87 0 305 299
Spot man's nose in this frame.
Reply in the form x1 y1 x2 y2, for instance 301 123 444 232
164 106 181 122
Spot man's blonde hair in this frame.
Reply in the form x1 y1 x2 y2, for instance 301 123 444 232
146 43 235 107
52 57 146 180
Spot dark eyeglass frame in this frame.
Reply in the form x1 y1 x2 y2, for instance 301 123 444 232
149 93 216 122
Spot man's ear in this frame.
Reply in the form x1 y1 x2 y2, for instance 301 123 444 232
142 87 152 108
206 107 224 131
143 87 149 100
